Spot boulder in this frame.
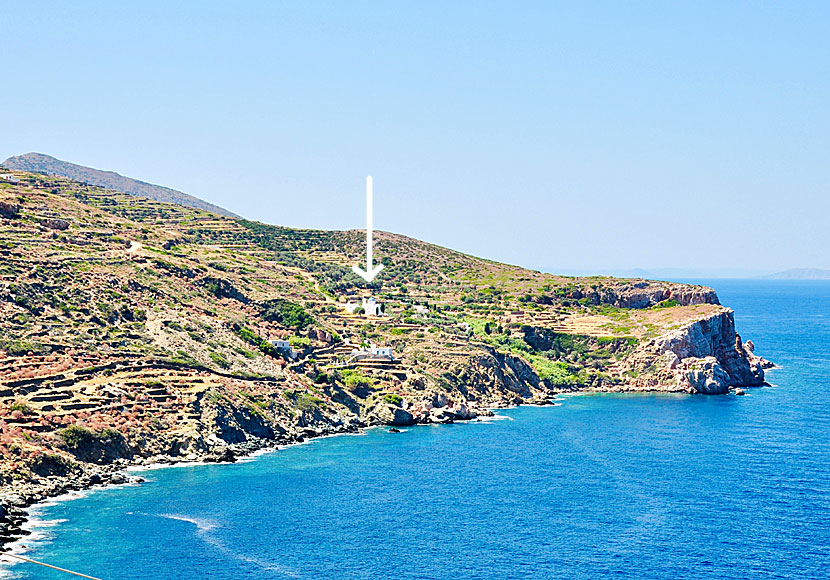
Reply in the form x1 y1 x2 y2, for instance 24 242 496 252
0 201 20 219
45 218 70 230
678 357 732 394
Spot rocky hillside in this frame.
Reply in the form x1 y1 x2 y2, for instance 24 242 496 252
0 168 770 544
2 153 237 217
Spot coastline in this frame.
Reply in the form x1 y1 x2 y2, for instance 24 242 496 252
0 399 526 557
2 373 776 557
0 382 766 560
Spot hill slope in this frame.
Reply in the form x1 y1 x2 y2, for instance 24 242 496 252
762 268 830 280
2 152 238 217
0 169 770 541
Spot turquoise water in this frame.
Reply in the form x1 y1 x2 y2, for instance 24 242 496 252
4 280 829 579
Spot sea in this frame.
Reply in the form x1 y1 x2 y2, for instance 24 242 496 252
2 280 828 579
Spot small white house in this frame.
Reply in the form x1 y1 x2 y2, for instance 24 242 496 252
370 345 393 357
362 297 384 317
269 339 296 359
0 174 20 184
343 296 384 317
413 304 428 315
350 343 394 360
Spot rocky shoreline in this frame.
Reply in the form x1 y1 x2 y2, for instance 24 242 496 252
0 306 772 556
0 395 540 554
0 376 773 556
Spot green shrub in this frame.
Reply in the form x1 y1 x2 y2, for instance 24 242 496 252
235 325 279 357
340 369 374 390
289 336 311 348
10 401 35 415
383 393 403 406
0 339 48 356
260 299 315 330
58 426 121 449
209 351 231 369
295 393 323 411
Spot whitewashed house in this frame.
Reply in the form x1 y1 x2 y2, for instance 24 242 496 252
362 297 384 316
413 304 428 315
369 345 393 358
350 343 394 360
0 174 20 184
343 296 384 317
269 339 296 359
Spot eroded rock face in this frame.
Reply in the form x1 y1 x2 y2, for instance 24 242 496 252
678 356 734 394
562 282 720 309
0 201 21 219
44 218 70 230
456 347 543 400
200 395 275 443
624 309 765 394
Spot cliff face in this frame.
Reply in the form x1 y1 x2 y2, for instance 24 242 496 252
621 309 769 394
564 281 720 309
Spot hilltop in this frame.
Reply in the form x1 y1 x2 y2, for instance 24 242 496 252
2 153 237 217
0 169 769 542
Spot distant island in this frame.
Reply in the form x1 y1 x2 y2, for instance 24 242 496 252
2 152 238 217
761 268 830 280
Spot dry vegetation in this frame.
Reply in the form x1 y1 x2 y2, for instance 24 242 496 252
0 169 726 485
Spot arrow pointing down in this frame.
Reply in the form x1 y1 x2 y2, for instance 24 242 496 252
352 175 384 282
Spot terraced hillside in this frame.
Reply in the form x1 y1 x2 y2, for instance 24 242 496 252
0 168 769 524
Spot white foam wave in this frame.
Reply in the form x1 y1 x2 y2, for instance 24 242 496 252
153 513 298 577
158 513 219 533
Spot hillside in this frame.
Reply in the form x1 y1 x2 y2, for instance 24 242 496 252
0 169 770 541
2 153 238 217
762 268 830 280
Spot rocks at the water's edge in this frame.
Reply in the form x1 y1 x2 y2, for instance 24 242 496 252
0 393 499 551
0 467 147 550
620 309 772 395
0 499 29 548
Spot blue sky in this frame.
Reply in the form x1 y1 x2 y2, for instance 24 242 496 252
2 1 828 275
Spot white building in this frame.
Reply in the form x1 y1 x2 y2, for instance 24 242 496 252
342 296 385 317
369 345 393 358
269 339 296 359
0 174 20 184
413 304 428 315
362 297 384 316
350 343 394 360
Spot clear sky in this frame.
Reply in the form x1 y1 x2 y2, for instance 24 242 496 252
2 1 828 275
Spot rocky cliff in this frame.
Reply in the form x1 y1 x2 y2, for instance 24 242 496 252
561 281 720 308
619 309 772 394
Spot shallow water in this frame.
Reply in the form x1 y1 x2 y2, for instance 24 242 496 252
4 280 829 579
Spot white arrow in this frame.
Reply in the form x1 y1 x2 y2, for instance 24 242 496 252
352 175 384 282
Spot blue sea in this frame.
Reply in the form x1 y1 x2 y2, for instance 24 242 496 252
4 280 829 580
